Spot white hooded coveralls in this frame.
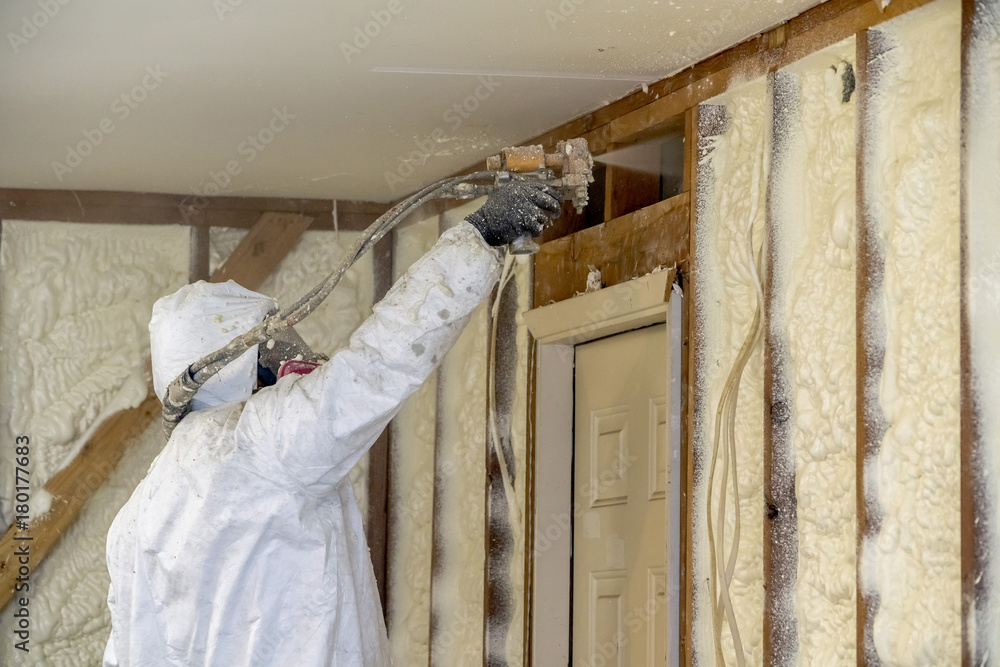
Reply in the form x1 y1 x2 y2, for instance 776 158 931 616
104 223 501 666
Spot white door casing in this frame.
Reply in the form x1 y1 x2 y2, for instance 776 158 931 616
524 270 682 667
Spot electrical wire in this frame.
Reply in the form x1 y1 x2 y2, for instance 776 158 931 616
705 144 765 667
487 252 523 534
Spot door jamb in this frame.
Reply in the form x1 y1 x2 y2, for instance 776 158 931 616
523 270 683 667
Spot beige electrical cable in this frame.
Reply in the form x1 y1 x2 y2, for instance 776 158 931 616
487 252 522 534
705 145 765 667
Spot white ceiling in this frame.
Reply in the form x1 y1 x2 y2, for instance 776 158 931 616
0 0 822 202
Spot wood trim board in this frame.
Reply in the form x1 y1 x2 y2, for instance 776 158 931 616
533 193 690 307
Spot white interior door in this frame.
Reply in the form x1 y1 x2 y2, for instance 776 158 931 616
573 324 668 667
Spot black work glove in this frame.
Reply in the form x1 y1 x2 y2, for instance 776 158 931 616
465 180 562 247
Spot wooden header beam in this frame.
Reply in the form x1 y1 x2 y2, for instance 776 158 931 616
0 211 314 612
533 192 690 307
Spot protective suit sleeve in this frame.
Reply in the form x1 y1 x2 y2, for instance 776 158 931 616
238 221 502 492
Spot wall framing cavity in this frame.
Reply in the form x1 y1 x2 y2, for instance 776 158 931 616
0 0 995 665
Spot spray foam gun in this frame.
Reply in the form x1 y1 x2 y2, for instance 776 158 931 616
160 138 593 437
483 138 594 254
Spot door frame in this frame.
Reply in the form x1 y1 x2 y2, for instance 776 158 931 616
523 270 683 667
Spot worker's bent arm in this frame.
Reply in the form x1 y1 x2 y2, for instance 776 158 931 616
238 221 502 492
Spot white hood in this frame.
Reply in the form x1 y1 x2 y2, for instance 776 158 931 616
149 280 277 411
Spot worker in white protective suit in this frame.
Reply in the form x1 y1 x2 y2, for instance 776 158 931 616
103 181 561 667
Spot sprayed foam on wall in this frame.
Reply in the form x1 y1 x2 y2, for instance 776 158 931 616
863 1 962 662
966 0 1000 659
387 214 440 666
0 222 188 525
386 205 529 666
428 202 489 666
503 255 532 667
0 422 166 666
694 78 769 666
772 41 858 664
0 221 189 664
208 227 373 518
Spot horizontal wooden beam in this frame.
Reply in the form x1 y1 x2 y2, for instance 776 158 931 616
0 210 316 612
533 192 689 306
0 188 388 231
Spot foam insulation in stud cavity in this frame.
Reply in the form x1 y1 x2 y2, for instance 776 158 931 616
693 78 769 666
209 227 374 520
0 221 188 663
0 422 167 666
387 214 440 666
769 39 859 665
502 250 532 666
0 221 189 527
429 201 490 666
863 1 962 663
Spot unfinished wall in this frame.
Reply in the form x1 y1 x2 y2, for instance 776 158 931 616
502 254 532 667
385 203 533 667
0 221 376 663
387 214 440 666
861 2 962 662
0 221 189 665
693 79 769 667
770 40 859 665
429 210 490 665
691 0 965 664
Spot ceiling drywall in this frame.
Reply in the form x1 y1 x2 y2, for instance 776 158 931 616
0 0 823 202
